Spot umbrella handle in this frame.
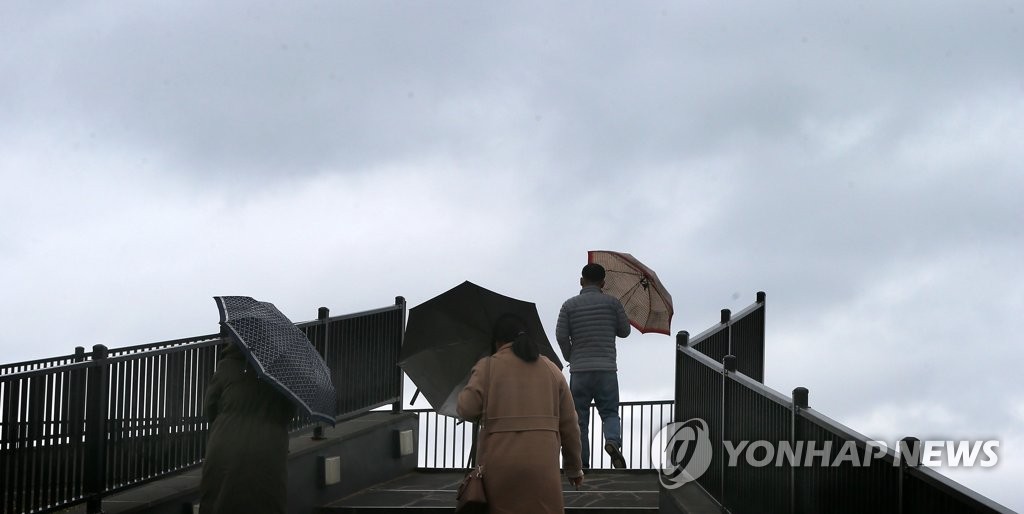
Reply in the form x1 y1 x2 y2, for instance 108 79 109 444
410 388 421 406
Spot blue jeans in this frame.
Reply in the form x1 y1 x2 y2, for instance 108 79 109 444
570 371 621 468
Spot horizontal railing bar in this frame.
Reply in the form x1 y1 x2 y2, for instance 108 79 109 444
688 323 727 347
905 463 1017 513
686 299 763 348
0 359 98 380
2 309 404 372
294 304 404 329
724 367 792 406
679 345 725 371
796 407 901 464
406 398 674 414
104 339 224 366
105 334 220 356
0 353 89 374
798 407 898 452
729 300 763 325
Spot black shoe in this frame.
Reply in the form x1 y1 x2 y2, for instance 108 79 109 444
605 442 627 469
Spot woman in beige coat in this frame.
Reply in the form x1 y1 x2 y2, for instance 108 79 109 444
457 313 585 514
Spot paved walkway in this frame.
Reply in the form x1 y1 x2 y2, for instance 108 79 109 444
322 469 659 512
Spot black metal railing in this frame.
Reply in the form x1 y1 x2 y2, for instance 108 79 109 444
0 351 90 377
299 300 406 423
687 291 765 383
411 400 674 470
0 298 406 514
673 336 1014 513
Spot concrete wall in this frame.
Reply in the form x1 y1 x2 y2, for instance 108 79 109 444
105 411 418 514
659 482 725 514
286 412 418 513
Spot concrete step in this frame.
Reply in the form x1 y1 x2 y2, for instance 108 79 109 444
321 469 659 513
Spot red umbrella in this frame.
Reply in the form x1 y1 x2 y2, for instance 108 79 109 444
588 250 674 335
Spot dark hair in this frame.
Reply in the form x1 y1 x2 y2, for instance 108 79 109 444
493 313 539 362
582 263 606 283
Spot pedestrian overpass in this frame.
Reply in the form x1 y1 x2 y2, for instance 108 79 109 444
0 294 1014 513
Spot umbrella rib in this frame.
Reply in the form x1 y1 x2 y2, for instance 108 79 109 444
605 267 637 273
605 269 641 277
619 281 645 309
651 284 673 315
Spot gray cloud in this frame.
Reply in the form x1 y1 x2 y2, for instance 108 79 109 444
1 1 1022 509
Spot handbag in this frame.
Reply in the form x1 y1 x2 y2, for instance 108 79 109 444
455 357 493 513
455 464 487 513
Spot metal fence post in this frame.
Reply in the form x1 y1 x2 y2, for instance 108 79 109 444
317 306 331 355
898 436 921 514
721 309 732 358
85 344 109 514
674 331 689 424
791 387 808 514
393 296 407 415
313 307 330 441
756 292 766 383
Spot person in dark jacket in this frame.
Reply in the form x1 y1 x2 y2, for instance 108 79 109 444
200 331 296 514
556 263 631 468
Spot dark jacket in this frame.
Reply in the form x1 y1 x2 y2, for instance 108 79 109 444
200 344 296 514
555 285 631 372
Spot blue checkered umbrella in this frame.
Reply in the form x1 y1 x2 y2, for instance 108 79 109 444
215 296 337 425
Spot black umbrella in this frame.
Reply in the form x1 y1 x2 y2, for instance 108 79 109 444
215 296 337 425
398 281 562 418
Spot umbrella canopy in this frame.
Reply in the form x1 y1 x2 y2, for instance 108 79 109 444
398 281 562 418
215 296 337 425
588 250 674 335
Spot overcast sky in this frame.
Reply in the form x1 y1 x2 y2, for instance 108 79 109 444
2 1 1022 510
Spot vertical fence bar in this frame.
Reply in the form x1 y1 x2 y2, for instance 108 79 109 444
8 375 21 514
721 354 736 506
58 357 73 504
70 347 87 503
28 371 44 511
166 349 183 477
431 413 438 468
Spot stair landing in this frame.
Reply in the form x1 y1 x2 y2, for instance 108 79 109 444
321 469 659 513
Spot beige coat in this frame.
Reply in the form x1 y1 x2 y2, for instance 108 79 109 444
457 344 584 514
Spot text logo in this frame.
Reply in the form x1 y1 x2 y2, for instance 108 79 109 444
653 418 713 489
